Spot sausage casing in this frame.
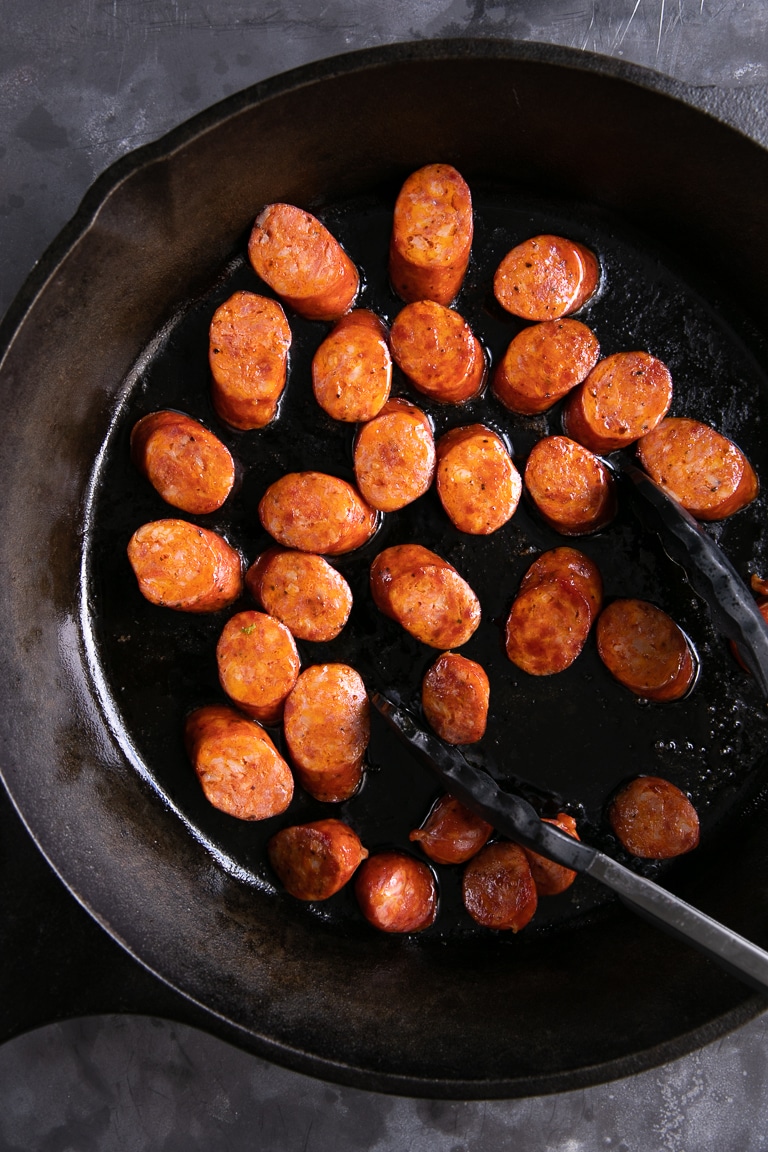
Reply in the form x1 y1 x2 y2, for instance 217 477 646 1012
524 435 617 535
268 819 368 900
246 547 352 642
493 235 599 321
493 318 600 415
563 351 673 453
436 425 521 535
130 410 235 514
259 471 377 555
389 163 473 306
127 519 243 613
353 398 435 512
216 610 300 723
390 300 485 403
421 652 490 745
609 776 700 859
462 842 538 931
209 291 291 430
312 310 392 422
355 852 438 933
283 663 370 802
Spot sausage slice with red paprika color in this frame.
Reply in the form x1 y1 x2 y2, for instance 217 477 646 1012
421 652 490 744
596 599 696 702
522 813 580 896
259 471 377 555
248 202 359 321
519 547 603 621
493 318 600 415
312 310 392 422
410 794 492 865
505 579 593 676
370 544 481 649
389 163 473 306
462 842 538 931
283 663 370 802
268 819 368 900
353 398 436 512
524 435 617 535
493 235 599 321
636 416 759 520
436 425 521 535
609 776 700 859
216 610 300 723
355 852 438 933
131 410 235 514
563 351 673 454
390 300 485 403
209 291 291 430
127 519 243 613
246 548 352 642
185 704 293 821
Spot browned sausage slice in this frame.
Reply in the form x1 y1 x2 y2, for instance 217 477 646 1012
596 599 695 702
130 410 235 514
524 435 617 535
353 398 436 512
390 300 485 403
409 794 492 864
370 545 481 649
462 842 538 931
421 652 490 744
209 291 291 430
493 235 599 321
216 610 300 723
506 579 593 676
389 164 473 306
246 547 352 642
563 351 673 454
268 819 368 900
636 417 759 520
522 813 580 896
519 547 603 622
248 203 359 321
369 543 447 617
259 471 377 555
184 704 293 820
311 310 392 422
127 519 243 613
436 425 521 534
283 663 370 802
493 319 600 414
354 852 438 933
609 776 700 859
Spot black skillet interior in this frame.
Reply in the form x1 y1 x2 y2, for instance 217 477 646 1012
6 42 768 1096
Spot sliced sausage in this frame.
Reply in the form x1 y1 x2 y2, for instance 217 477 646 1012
462 842 538 931
246 547 352 642
389 163 473 306
505 578 593 676
519 547 603 622
409 794 492 864
355 852 438 933
493 318 600 414
522 813 579 896
369 543 446 616
209 291 291 430
130 410 235 514
247 202 359 321
184 704 293 820
436 425 521 535
563 351 673 454
216 610 300 723
268 819 368 900
353 398 435 512
524 435 617 535
127 519 243 613
609 776 700 859
283 663 370 802
311 310 392 422
421 652 490 744
258 471 377 555
370 544 481 649
493 235 599 321
596 599 695 702
390 300 485 403
636 417 759 521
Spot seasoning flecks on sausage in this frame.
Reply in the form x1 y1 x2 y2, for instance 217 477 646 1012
563 351 673 454
389 163 473 306
505 579 593 676
519 547 603 621
312 310 392 422
421 652 490 744
493 235 599 321
246 547 352 642
216 610 300 723
127 519 243 613
130 410 235 514
353 398 436 512
390 300 485 403
259 471 377 555
355 852 438 933
209 291 291 430
462 842 538 931
435 425 521 535
522 813 580 896
370 544 481 649
409 794 492 865
493 319 600 415
596 599 695 702
524 435 617 535
609 776 700 859
283 663 370 802
268 819 368 900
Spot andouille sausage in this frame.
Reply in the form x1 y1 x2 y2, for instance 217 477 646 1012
130 410 235 514
355 852 438 933
390 300 485 403
184 704 293 820
248 203 359 321
435 425 521 535
519 547 603 621
246 547 352 642
127 519 243 612
216 610 300 723
311 310 392 422
409 794 492 864
462 842 538 931
421 652 490 744
493 235 599 321
268 819 368 900
283 663 370 802
522 813 580 896
493 318 600 415
609 776 700 859
505 579 593 676
563 351 673 454
389 163 473 306
353 398 436 512
636 417 759 521
209 291 291 430
259 471 377 555
596 599 695 702
370 544 481 649
524 435 617 535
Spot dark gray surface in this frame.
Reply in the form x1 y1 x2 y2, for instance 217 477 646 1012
3 0 768 1146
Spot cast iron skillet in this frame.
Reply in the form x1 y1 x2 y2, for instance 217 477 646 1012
3 39 768 1099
